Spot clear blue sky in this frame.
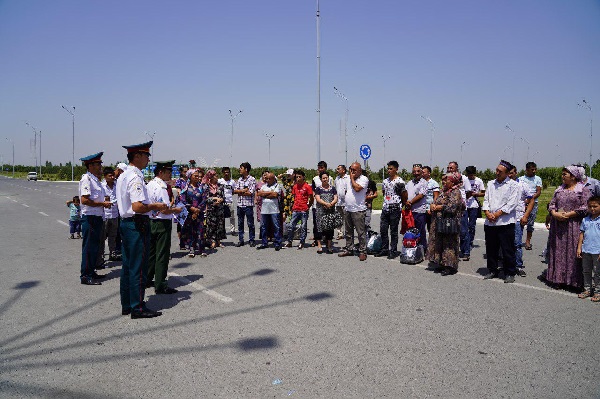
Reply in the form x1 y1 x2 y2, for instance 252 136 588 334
1 0 599 172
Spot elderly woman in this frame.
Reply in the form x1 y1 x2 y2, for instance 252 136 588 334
179 169 208 258
314 171 338 254
427 172 465 275
204 169 226 249
547 165 591 289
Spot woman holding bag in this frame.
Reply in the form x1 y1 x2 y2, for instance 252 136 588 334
427 172 465 275
314 171 339 254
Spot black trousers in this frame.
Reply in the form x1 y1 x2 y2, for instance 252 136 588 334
484 223 517 276
380 206 401 253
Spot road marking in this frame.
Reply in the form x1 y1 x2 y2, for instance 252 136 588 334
38 212 49 216
56 220 69 227
12 199 18 202
5 196 10 199
22 204 29 207
168 271 233 303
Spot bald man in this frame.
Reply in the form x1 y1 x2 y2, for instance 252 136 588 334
338 162 369 261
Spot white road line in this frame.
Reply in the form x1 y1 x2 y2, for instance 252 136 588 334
12 199 18 202
38 212 49 216
22 204 29 207
5 196 10 199
168 272 233 303
56 220 69 227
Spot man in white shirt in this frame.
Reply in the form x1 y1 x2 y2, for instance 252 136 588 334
218 166 236 234
334 165 349 239
146 161 182 294
482 160 519 283
116 141 168 319
101 167 120 263
405 164 429 253
338 162 369 261
518 162 543 250
374 160 407 259
79 152 112 285
508 165 535 277
256 172 283 250
463 166 485 260
447 161 473 260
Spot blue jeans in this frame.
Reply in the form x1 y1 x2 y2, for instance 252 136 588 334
526 203 538 233
261 213 282 246
237 206 255 243
413 212 428 253
459 210 470 256
287 211 309 244
466 207 479 249
515 222 524 268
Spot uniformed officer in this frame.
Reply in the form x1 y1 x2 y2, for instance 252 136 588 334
116 141 168 319
79 152 112 285
146 160 182 294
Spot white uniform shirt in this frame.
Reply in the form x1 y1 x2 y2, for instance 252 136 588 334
116 165 150 218
102 180 119 219
466 177 485 209
146 177 172 220
218 178 235 204
79 172 105 217
334 175 349 207
482 177 519 226
344 175 369 213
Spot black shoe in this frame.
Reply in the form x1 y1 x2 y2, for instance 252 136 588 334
516 269 527 277
156 287 178 294
145 280 154 288
249 241 256 247
441 267 456 276
374 250 389 258
235 241 245 247
131 309 162 319
81 278 101 285
256 244 268 250
285 242 292 248
338 251 353 257
504 275 515 284
387 251 399 259
297 244 304 250
275 246 282 251
483 272 498 280
460 255 470 261
91 272 105 280
433 267 445 274
122 308 132 316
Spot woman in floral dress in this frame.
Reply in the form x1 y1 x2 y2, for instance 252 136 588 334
427 172 465 275
204 169 226 249
547 165 591 289
179 169 208 257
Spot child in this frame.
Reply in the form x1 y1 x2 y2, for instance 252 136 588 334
576 196 600 302
66 196 82 239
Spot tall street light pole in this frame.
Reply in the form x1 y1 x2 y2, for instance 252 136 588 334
144 131 156 163
421 116 434 167
382 135 391 181
265 133 275 167
578 99 593 176
5 138 14 178
229 109 242 168
460 141 468 164
520 137 530 165
334 87 349 166
316 0 321 163
353 125 364 163
25 122 39 173
505 124 515 163
62 105 75 181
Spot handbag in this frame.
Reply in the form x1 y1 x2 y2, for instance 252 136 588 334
436 214 459 234
400 209 415 234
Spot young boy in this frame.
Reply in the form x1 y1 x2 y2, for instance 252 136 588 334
518 162 542 250
286 170 313 249
66 196 82 239
218 166 236 235
577 196 600 302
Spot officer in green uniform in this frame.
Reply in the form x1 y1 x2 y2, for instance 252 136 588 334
115 141 168 319
79 152 112 285
146 160 182 294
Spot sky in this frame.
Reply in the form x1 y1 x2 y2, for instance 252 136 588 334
1 0 599 172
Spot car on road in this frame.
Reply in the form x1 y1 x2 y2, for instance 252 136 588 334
27 171 38 181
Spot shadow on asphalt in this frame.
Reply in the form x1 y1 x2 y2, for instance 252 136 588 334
205 268 276 291
146 290 192 311
0 281 41 319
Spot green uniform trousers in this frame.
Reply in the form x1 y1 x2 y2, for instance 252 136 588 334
148 219 172 291
120 216 150 312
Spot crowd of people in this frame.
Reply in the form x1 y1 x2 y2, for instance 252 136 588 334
71 141 600 318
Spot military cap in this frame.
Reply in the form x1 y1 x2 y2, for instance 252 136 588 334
123 140 153 154
79 152 103 165
154 160 175 170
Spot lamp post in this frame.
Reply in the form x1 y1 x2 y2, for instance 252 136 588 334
460 141 468 163
382 135 391 181
578 99 593 176
532 150 540 162
316 0 321 163
421 116 434 167
520 137 530 165
144 131 156 163
5 138 14 178
62 106 75 181
265 133 275 167
505 124 515 163
25 122 39 174
229 109 242 168
334 87 349 166
352 125 364 162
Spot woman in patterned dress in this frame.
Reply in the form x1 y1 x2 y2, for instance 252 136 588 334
204 169 226 249
427 172 465 275
179 169 208 257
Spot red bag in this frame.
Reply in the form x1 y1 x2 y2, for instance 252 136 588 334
400 209 415 234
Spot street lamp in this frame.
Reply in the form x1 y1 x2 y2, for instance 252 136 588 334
520 137 530 165
382 135 391 181
5 138 14 178
144 131 156 163
352 125 364 162
505 124 515 164
265 133 275 167
421 116 434 167
578 99 593 176
25 122 40 175
460 141 468 163
316 0 321 164
62 105 75 181
334 86 349 166
229 109 243 167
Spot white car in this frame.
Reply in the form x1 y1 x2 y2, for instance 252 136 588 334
27 172 38 181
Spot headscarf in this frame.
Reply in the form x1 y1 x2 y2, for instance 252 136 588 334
564 165 584 182
202 169 217 185
442 172 462 193
186 168 198 179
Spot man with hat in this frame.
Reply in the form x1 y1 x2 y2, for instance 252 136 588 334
116 141 168 318
79 152 112 285
146 160 182 294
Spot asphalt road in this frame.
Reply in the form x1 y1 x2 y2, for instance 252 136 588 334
1 176 598 399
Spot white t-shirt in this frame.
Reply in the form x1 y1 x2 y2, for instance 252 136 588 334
260 183 282 215
344 175 369 212
334 174 349 207
466 177 485 209
218 178 235 204
459 174 472 204
518 175 542 203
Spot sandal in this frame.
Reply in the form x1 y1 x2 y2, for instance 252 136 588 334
578 290 592 299
317 248 323 254
200 252 208 257
591 294 600 302
187 252 195 258
524 244 532 250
